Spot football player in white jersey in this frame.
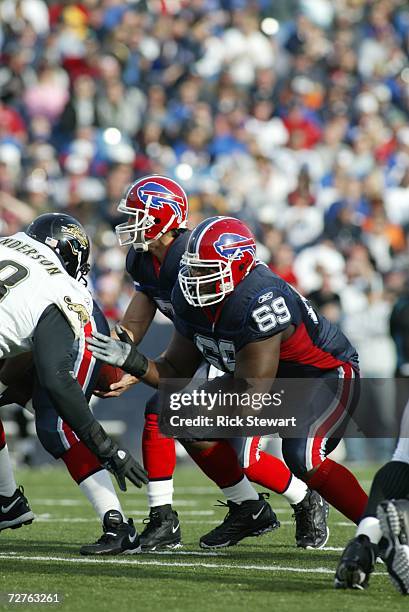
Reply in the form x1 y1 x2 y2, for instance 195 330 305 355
0 214 147 538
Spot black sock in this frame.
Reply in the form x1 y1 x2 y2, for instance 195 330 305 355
364 461 409 518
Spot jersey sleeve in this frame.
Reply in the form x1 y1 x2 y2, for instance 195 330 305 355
243 287 296 344
126 247 150 294
173 313 193 340
171 284 193 339
54 280 93 338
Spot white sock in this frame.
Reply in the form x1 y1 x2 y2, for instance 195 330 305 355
79 470 125 522
0 445 17 497
356 516 382 545
283 475 309 505
222 476 259 504
147 478 174 507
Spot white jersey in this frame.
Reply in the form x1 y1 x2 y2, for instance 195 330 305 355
0 232 93 359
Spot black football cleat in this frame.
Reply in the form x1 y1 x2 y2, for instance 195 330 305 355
291 490 329 549
334 534 377 590
0 486 34 532
200 493 280 549
377 499 409 595
140 505 182 551
80 510 141 555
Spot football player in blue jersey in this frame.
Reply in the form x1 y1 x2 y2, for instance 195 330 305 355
89 211 368 547
94 177 332 551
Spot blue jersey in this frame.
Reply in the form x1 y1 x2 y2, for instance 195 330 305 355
172 264 359 377
125 231 190 320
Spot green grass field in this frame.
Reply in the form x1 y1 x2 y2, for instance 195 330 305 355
0 464 407 612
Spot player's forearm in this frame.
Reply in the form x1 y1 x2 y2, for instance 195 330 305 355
120 292 157 344
121 350 179 388
33 305 97 433
87 328 200 385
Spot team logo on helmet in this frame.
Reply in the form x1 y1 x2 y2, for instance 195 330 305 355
214 233 256 260
137 181 185 223
61 224 89 249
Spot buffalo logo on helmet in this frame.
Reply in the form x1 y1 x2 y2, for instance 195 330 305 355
213 233 256 260
137 181 185 223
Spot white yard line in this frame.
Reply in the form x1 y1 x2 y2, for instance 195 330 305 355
31 499 200 507
0 553 361 575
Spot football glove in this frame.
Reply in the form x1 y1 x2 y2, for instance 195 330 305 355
115 324 133 344
77 421 148 491
87 332 131 367
87 331 148 377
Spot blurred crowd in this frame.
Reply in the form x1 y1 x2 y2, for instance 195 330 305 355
1 0 409 459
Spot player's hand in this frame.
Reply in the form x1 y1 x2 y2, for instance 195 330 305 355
78 421 148 491
93 373 141 398
88 328 149 378
103 445 148 491
87 332 131 367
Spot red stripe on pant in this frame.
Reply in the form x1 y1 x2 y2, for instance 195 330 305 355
306 365 367 522
246 436 261 467
0 418 5 450
76 321 94 390
310 364 353 468
60 321 95 450
61 320 101 482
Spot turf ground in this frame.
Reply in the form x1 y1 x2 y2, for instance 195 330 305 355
0 464 407 612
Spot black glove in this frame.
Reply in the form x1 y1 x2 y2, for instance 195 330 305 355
115 324 133 344
103 446 148 492
114 325 150 377
77 421 148 491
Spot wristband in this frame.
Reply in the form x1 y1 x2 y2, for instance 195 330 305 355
122 345 149 378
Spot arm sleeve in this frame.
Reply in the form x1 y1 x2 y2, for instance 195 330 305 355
126 247 150 295
32 305 96 433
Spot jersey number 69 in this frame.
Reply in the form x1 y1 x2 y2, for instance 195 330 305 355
251 296 291 332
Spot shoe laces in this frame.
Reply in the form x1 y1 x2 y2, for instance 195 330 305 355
142 510 163 530
292 500 315 537
93 529 119 545
215 499 242 521
17 485 28 504
214 492 269 523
